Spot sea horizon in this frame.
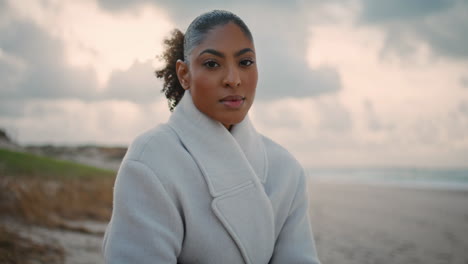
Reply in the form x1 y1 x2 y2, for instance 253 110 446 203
306 167 468 191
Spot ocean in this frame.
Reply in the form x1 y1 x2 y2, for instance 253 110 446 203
306 167 468 190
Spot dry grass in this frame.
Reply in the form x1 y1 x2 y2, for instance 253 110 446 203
0 148 116 263
0 176 114 230
0 176 115 263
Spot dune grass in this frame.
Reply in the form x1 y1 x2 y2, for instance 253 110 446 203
0 147 117 263
0 148 115 179
0 147 116 223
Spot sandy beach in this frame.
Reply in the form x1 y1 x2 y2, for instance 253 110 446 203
308 181 468 264
15 181 468 264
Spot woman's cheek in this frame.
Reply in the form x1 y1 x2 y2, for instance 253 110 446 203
195 73 218 92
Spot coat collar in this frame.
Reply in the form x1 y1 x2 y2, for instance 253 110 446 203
167 91 268 197
167 91 275 264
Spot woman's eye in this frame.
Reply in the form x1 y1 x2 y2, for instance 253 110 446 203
240 59 254 67
204 61 219 68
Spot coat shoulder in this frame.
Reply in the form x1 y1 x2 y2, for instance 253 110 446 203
124 123 181 165
262 136 306 195
261 135 303 173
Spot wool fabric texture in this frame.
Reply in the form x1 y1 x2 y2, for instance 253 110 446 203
102 91 321 264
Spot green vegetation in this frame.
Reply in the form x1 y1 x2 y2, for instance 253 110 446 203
0 148 115 179
0 148 115 263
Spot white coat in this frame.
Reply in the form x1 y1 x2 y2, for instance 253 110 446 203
102 91 321 264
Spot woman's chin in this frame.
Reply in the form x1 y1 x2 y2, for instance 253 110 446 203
220 115 247 128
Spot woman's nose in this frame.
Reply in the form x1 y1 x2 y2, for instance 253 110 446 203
223 66 241 88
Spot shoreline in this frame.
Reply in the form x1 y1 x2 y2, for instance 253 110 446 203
3 180 467 264
310 178 468 191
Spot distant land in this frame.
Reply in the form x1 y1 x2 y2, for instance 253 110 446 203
0 129 125 171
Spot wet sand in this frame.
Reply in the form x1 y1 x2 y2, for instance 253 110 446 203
308 182 468 264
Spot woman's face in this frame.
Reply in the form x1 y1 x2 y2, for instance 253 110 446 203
177 22 258 130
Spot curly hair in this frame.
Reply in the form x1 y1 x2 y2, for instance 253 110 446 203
155 29 185 112
155 10 253 111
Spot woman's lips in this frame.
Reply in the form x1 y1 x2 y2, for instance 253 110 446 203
220 95 245 108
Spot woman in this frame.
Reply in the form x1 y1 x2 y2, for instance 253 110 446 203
103 10 321 264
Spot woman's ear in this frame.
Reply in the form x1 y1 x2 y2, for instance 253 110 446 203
176 59 190 90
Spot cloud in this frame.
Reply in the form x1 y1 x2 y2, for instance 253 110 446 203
1 0 343 104
359 0 468 60
236 5 343 99
0 19 99 101
0 100 25 118
360 0 456 22
251 95 355 153
254 30 342 99
315 96 353 133
1 0 173 105
103 59 164 102
96 0 304 15
96 0 343 99
251 92 468 168
0 0 6 14
4 0 173 86
363 99 394 132
2 0 468 168
0 49 26 95
0 98 171 145
461 76 468 88
249 3 468 168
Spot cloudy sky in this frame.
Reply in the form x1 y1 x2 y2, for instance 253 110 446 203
1 0 467 168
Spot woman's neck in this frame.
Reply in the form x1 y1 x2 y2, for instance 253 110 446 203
223 124 233 131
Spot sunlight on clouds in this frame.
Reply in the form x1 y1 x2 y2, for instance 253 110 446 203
250 3 468 168
7 0 173 88
307 21 466 111
3 0 467 167
252 94 468 168
306 5 468 144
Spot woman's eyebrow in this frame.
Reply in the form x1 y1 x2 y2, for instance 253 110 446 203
234 48 254 57
199 49 224 58
198 48 255 58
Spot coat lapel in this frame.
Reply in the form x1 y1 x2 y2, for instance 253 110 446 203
168 92 274 264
